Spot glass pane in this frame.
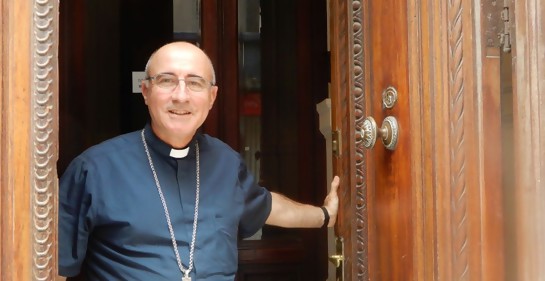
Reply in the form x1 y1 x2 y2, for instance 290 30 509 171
238 0 262 239
173 0 201 43
238 0 261 181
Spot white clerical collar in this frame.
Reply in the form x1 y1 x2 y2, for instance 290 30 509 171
169 147 189 158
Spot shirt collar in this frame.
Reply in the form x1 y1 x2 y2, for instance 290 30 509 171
143 123 198 159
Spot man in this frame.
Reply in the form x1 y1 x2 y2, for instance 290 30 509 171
58 41 340 280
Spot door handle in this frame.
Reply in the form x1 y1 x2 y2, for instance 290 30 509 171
328 254 344 268
357 116 399 150
329 237 344 281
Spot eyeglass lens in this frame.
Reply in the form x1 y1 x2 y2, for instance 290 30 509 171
153 74 209 92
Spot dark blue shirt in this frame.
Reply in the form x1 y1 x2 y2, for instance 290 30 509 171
59 124 272 280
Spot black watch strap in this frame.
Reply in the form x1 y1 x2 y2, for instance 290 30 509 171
320 206 330 228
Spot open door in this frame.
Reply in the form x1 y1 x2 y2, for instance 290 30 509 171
328 0 512 280
3 0 545 280
329 0 416 279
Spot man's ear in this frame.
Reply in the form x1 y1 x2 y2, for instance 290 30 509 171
141 81 150 105
209 86 218 110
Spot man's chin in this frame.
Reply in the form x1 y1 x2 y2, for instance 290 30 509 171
168 126 196 137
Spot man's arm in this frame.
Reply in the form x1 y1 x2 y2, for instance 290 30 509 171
265 176 340 228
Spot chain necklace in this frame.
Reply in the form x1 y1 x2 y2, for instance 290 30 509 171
141 129 200 281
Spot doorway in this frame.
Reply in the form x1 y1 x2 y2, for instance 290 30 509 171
58 0 330 280
3 0 545 280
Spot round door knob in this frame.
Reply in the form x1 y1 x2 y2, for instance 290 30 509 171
359 116 378 149
380 116 399 150
357 116 399 150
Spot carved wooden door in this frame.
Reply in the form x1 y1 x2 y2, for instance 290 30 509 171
329 0 512 280
329 0 416 279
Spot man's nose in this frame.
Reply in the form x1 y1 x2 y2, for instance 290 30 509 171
171 81 190 100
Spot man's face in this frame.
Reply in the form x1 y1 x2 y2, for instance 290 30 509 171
141 43 217 147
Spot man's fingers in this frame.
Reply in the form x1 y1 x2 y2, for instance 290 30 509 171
324 176 340 208
330 175 340 193
326 176 340 227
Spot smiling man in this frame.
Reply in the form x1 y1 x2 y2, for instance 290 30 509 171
58 41 340 281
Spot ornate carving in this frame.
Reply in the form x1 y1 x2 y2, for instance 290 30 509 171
447 0 469 280
32 0 58 280
352 0 368 280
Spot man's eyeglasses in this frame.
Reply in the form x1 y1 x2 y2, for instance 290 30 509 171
146 73 214 92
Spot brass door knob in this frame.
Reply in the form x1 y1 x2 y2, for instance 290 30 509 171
357 116 399 150
359 116 378 149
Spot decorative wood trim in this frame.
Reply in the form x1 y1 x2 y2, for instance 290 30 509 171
350 1 368 280
435 0 486 280
31 0 59 279
329 0 362 280
442 0 499 280
446 0 471 279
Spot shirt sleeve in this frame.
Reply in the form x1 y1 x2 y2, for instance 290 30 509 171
237 161 272 238
58 157 95 277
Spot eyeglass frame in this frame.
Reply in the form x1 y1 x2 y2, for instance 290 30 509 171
145 73 215 92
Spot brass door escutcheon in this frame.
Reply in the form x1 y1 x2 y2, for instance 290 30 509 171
382 86 398 109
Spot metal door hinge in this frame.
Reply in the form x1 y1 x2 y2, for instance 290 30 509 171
332 130 342 157
484 0 512 53
499 0 511 53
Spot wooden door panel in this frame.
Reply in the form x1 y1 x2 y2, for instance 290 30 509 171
367 0 413 280
328 1 361 280
330 0 511 281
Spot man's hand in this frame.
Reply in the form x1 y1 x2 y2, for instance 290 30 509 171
323 176 340 227
266 175 341 228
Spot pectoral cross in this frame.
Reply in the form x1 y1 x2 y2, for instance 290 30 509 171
182 271 191 281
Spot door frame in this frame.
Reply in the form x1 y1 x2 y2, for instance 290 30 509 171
1 0 60 280
0 0 544 280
